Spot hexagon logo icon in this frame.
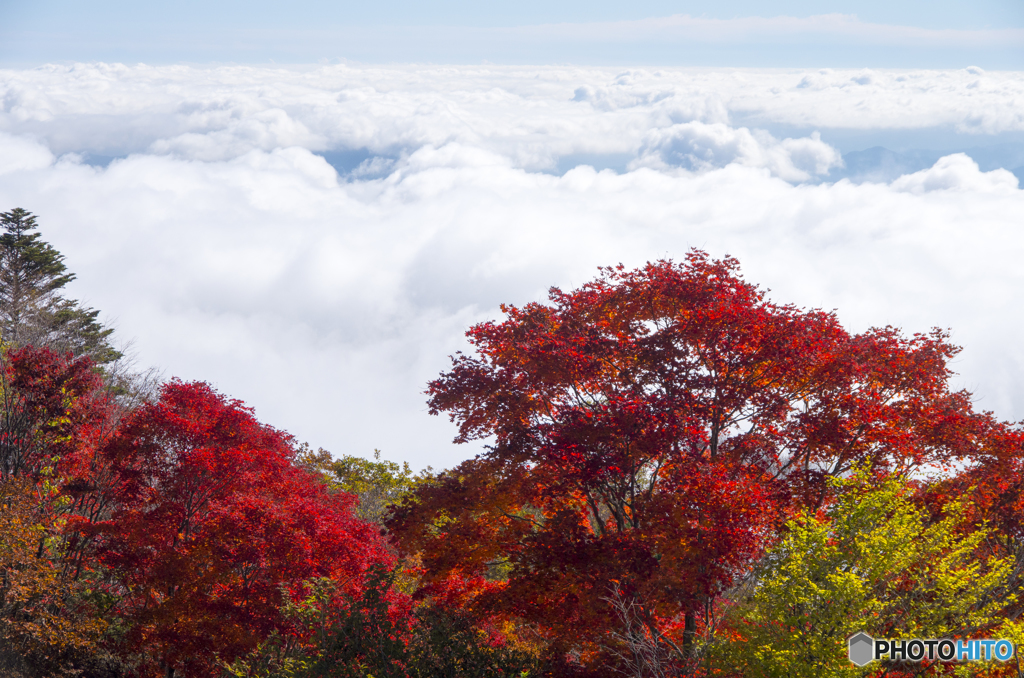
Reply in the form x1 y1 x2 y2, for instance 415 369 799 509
848 632 875 666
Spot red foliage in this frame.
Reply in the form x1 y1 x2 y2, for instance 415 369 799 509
78 380 396 676
917 423 1024 625
387 252 993 669
0 345 109 480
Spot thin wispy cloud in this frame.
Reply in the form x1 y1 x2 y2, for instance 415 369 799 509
508 14 1024 47
3 5 1023 67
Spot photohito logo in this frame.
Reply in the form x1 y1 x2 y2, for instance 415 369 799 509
848 633 1016 666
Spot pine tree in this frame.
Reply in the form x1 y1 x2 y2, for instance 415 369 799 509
0 208 120 364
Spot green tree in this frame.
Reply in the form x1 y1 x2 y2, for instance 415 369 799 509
296 447 431 525
220 567 539 678
0 208 120 365
715 471 1017 678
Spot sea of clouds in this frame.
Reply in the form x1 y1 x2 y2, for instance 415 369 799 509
0 63 1022 468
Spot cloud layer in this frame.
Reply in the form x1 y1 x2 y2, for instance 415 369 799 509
4 63 1024 163
0 64 1021 468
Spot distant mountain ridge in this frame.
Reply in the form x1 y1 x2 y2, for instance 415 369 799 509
832 142 1024 184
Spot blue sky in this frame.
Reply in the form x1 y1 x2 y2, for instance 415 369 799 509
5 0 1020 28
2 0 1022 67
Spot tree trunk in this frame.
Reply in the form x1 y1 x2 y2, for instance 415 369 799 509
682 609 696 658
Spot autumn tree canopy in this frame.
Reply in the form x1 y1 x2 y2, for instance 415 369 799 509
0 345 110 480
716 470 1016 678
2 210 1020 678
0 350 405 678
69 380 397 677
387 251 998 674
0 210 410 678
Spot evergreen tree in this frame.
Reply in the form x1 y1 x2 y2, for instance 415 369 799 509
0 208 120 364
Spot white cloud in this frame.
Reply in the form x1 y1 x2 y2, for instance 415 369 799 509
630 123 841 181
2 64 1024 168
522 14 1024 48
0 133 54 174
150 109 322 162
890 153 1019 193
0 64 1022 469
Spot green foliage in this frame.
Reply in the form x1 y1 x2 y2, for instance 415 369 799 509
402 606 536 678
303 565 537 678
301 566 411 678
0 208 120 365
221 566 538 678
715 470 1017 678
218 630 313 678
296 447 432 525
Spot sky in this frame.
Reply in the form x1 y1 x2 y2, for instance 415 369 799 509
0 3 1022 469
2 1 1023 67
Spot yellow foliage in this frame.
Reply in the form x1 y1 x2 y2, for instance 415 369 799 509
714 470 1017 678
0 477 106 674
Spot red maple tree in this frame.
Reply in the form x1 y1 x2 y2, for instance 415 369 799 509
387 251 993 674
77 380 397 677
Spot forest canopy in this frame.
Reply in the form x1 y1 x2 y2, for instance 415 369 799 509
1 209 1022 678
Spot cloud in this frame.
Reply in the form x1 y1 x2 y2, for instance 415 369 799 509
3 64 1024 169
0 133 54 174
890 153 1019 193
150 109 322 162
0 64 1022 469
522 14 1024 48
630 123 841 182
